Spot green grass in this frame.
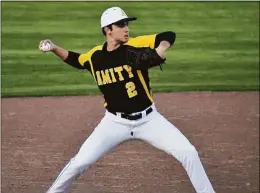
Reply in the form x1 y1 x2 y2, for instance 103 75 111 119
1 2 259 97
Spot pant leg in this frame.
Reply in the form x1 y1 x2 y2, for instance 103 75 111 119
47 112 131 193
135 111 216 193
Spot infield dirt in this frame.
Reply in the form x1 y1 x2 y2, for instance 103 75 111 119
2 92 259 193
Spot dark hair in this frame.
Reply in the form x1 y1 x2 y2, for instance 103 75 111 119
102 25 113 36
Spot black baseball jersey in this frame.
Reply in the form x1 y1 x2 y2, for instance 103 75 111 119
65 32 175 113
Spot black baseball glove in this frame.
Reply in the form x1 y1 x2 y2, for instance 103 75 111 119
126 46 166 70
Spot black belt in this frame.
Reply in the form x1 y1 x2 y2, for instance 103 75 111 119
109 107 153 120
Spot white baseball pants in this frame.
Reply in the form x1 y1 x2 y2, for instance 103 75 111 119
47 104 216 193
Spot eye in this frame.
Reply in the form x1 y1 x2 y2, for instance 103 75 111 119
114 21 129 28
119 22 128 27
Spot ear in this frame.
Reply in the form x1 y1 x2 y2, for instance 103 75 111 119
105 26 112 36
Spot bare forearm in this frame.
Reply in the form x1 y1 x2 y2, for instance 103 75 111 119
52 46 69 61
155 41 171 59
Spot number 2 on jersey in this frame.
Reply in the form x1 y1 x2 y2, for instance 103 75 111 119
125 82 138 98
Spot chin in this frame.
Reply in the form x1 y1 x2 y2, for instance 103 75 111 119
122 38 128 43
118 37 128 44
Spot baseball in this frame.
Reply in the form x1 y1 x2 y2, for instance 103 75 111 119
40 42 51 52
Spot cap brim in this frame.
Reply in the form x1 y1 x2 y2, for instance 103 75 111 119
126 17 137 21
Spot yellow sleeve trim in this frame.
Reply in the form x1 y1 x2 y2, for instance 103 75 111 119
89 59 96 81
78 45 103 66
125 34 156 48
137 70 154 103
78 45 102 80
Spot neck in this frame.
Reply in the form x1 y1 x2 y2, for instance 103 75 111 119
106 39 122 52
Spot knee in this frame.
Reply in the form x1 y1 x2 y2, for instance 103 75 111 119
184 146 199 159
175 146 199 163
70 157 92 175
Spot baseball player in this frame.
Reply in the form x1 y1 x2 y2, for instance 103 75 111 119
39 7 216 193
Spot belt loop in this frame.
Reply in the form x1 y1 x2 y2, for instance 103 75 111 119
151 103 156 111
142 111 146 118
116 112 121 118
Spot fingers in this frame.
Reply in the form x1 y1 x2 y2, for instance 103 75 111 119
39 40 44 50
39 39 55 52
40 39 51 46
44 39 52 45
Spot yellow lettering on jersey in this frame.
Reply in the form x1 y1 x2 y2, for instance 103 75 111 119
96 71 103 85
109 68 117 83
123 65 134 78
101 69 112 84
114 66 124 81
125 81 138 98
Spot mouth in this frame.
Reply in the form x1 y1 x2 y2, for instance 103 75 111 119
124 34 129 38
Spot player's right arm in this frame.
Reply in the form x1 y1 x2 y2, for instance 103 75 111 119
39 39 90 70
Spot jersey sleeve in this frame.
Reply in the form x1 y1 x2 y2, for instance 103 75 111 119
78 45 103 73
126 32 176 49
64 45 102 72
125 34 157 48
64 51 91 71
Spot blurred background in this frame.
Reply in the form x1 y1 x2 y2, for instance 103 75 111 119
1 2 259 97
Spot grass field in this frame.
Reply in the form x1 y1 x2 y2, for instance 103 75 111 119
1 2 259 97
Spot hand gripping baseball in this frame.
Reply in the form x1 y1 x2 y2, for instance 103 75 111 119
126 46 166 70
39 39 56 52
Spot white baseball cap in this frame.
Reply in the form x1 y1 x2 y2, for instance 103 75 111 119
100 7 137 28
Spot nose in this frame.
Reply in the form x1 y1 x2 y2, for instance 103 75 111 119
124 25 129 31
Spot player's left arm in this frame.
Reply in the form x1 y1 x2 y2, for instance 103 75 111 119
126 31 176 70
154 31 176 59
126 31 176 50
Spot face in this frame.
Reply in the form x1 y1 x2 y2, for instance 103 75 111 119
106 20 129 43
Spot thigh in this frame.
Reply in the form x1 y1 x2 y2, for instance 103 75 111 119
73 113 131 163
136 111 194 154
